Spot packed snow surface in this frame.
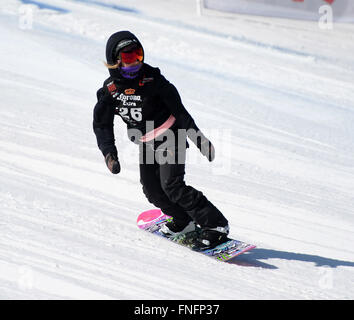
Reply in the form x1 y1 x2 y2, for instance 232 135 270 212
1 0 354 299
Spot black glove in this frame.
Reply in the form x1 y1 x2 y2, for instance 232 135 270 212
198 136 215 162
105 152 121 174
187 130 216 162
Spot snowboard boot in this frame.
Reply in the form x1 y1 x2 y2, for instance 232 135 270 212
160 218 196 239
191 225 230 251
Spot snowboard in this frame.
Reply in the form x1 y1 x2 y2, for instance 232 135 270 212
137 209 256 262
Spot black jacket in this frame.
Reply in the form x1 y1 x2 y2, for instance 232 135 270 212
93 63 200 157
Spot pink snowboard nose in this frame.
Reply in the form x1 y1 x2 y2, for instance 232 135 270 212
137 209 171 229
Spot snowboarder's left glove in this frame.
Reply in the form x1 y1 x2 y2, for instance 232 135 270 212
188 130 215 162
105 152 121 174
198 136 215 162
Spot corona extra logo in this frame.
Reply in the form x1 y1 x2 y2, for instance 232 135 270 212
125 88 136 95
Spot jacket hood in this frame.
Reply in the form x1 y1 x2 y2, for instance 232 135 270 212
105 31 144 80
106 31 144 65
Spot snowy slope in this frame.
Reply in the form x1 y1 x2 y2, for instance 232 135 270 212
1 0 354 299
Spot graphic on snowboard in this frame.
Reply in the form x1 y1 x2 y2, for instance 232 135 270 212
137 209 256 262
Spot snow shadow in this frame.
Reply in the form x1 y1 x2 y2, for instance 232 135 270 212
228 248 354 269
20 0 70 14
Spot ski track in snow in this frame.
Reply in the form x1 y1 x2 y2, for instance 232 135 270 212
1 0 354 299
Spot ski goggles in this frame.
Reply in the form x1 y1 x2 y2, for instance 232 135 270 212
120 46 144 64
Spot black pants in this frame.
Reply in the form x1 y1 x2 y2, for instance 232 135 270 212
139 139 228 228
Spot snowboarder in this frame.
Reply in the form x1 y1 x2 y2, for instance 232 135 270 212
93 31 229 250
